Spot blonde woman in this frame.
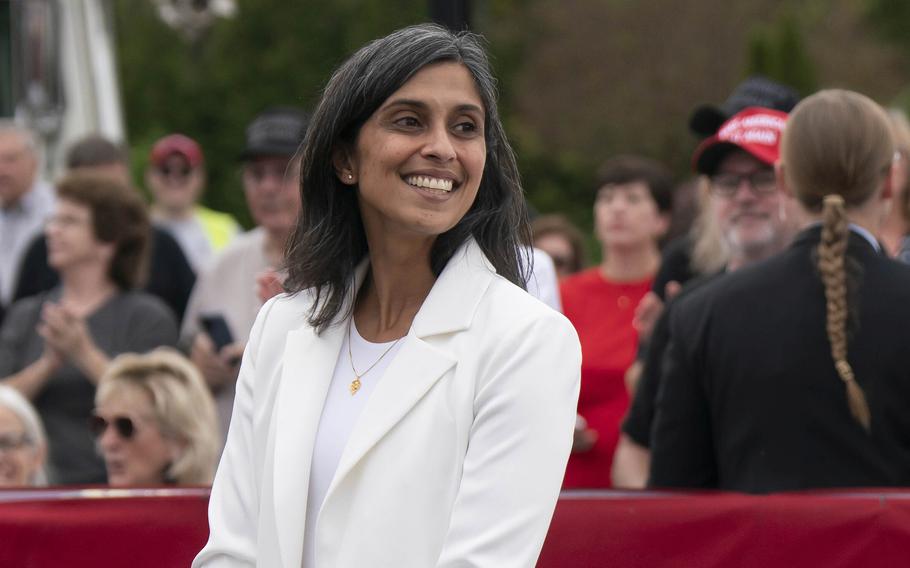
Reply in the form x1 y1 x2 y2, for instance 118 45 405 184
93 349 218 486
0 173 178 484
650 90 910 492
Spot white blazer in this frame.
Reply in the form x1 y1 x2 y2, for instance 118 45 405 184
193 240 581 568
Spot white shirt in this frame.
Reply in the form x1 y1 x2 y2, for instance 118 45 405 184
156 216 214 273
526 247 562 312
302 320 405 568
0 180 53 306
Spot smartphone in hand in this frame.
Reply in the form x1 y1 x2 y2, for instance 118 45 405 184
199 314 240 366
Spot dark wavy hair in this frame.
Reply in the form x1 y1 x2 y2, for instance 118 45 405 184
284 24 530 332
56 173 150 290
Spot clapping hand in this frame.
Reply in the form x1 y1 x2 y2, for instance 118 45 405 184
38 302 92 362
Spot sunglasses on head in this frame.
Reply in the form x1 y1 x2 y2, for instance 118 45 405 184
89 414 137 440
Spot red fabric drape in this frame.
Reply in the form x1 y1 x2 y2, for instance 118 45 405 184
3 487 910 567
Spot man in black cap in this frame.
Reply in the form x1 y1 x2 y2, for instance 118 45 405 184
182 107 309 444
688 75 801 139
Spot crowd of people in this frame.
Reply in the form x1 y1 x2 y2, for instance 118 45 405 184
0 104 312 485
2 19 910 567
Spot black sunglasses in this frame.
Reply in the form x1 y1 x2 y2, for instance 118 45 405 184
89 414 136 440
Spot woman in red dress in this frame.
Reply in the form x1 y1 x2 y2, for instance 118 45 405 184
561 155 673 488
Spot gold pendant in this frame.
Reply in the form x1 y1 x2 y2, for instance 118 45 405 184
349 377 362 395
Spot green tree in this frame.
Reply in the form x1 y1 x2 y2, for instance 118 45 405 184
746 12 818 95
113 0 425 227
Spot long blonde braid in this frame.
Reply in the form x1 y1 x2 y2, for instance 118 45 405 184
817 194 870 431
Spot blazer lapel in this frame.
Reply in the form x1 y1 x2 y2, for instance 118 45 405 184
273 321 345 568
323 239 495 501
324 336 456 501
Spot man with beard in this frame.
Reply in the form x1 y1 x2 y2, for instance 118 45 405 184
613 107 800 487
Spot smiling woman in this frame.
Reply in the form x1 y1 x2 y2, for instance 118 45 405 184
193 24 582 568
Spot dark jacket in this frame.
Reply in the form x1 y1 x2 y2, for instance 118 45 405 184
649 227 910 493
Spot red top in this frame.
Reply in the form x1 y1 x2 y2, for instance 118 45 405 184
560 267 652 488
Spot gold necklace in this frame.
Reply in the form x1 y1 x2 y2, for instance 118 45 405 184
347 319 404 395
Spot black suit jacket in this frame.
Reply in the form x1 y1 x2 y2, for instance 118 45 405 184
649 227 910 493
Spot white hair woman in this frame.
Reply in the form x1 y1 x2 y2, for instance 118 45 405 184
93 349 218 486
0 385 48 486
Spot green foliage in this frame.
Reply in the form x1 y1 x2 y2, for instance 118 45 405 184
864 0 910 115
113 0 425 228
865 0 910 49
746 12 818 95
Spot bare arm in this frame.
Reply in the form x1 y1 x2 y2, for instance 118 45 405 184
611 433 651 489
2 355 59 399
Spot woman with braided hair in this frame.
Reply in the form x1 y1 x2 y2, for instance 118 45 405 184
648 89 910 493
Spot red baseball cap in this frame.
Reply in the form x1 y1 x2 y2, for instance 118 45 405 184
692 107 788 175
150 134 204 168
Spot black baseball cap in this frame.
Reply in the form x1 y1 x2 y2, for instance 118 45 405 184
689 76 800 138
239 106 309 160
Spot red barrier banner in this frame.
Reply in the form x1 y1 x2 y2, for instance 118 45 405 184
539 489 910 568
0 487 209 568
3 488 910 567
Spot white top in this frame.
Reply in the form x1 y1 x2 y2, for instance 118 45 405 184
302 320 405 568
192 239 582 568
526 247 562 313
156 216 214 273
0 180 53 306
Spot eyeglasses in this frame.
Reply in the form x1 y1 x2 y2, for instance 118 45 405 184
710 170 777 197
157 165 193 178
0 433 30 452
46 214 90 229
242 162 297 184
89 414 137 440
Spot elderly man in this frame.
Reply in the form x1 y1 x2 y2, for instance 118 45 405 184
0 123 53 324
182 106 309 442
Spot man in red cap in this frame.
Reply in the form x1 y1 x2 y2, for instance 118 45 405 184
146 134 239 273
691 107 795 270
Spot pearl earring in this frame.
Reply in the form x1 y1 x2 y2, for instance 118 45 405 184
347 173 353 181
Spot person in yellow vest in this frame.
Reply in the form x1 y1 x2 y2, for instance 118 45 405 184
146 134 240 272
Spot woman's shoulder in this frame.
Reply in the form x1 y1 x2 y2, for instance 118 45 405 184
248 291 318 339
484 274 577 337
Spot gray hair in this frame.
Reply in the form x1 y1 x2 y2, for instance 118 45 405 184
0 120 39 155
0 385 48 486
